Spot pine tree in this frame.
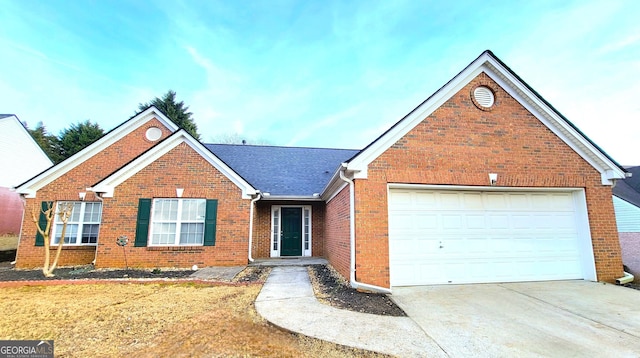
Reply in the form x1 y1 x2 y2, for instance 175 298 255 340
58 120 104 160
138 90 201 140
25 121 64 164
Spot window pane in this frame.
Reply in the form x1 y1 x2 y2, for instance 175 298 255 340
54 224 78 244
181 199 205 221
154 199 178 221
273 208 279 251
56 202 79 222
83 203 102 222
81 224 99 244
151 223 176 245
71 203 82 222
179 223 204 245
53 224 62 245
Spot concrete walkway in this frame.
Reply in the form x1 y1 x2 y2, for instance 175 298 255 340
254 266 447 357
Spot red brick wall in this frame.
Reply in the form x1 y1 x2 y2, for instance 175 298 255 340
324 185 351 280
16 118 174 268
252 202 272 259
353 72 623 286
619 232 640 277
251 201 325 259
95 142 250 268
311 203 325 257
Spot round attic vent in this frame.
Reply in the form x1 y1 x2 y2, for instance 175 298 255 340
145 127 162 141
473 86 495 108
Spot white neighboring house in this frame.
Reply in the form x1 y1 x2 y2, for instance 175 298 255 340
613 165 640 277
0 114 53 235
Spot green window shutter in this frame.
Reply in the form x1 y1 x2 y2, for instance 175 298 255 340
35 201 53 246
203 199 218 246
134 199 152 247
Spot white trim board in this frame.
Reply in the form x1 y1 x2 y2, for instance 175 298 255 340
270 205 313 258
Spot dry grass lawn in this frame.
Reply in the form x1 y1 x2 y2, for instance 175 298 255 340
0 282 389 357
0 235 18 251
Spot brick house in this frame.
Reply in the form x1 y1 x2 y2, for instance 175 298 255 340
14 50 627 290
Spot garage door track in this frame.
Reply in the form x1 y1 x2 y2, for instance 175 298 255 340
392 280 640 357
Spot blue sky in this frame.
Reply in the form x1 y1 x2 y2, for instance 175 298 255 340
1 0 639 164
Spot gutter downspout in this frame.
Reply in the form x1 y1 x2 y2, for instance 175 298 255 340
92 192 104 266
248 192 261 263
616 271 634 285
339 166 391 294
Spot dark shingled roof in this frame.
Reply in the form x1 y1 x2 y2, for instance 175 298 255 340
206 144 359 196
613 166 640 208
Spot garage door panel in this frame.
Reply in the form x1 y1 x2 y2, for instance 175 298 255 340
462 193 483 208
488 214 510 229
390 262 443 286
389 189 589 286
465 214 486 229
415 192 437 206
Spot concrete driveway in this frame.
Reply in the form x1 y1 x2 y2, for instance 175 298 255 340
392 280 640 357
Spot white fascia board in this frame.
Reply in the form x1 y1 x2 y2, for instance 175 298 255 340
324 181 349 203
346 55 490 177
320 164 347 199
321 164 354 202
14 107 180 197
482 59 625 185
91 131 257 199
18 189 36 198
388 183 586 192
260 195 323 201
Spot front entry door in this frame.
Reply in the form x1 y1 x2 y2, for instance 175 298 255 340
280 207 302 256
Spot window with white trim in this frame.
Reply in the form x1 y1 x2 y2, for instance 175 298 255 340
52 202 102 245
150 199 206 246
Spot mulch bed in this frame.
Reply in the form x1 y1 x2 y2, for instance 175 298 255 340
308 264 406 317
0 262 271 285
0 265 195 281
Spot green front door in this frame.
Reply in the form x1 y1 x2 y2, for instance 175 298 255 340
280 207 302 256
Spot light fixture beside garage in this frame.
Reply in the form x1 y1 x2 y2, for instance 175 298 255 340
489 173 498 186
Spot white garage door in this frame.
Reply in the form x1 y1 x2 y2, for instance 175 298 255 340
389 188 594 286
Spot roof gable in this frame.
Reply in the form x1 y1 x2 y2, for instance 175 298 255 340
92 131 257 199
346 50 626 185
14 107 178 197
